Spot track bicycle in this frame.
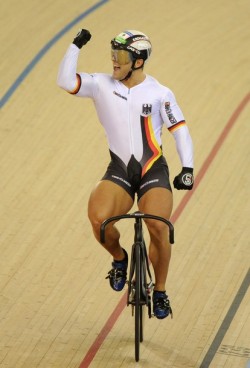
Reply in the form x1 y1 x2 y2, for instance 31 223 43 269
100 211 174 362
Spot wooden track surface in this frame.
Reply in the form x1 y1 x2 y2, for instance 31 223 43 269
1 1 249 367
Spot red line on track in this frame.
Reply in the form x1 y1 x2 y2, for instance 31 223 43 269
171 92 250 223
79 93 250 368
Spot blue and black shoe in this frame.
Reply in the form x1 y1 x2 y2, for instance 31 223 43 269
106 249 128 292
153 291 173 319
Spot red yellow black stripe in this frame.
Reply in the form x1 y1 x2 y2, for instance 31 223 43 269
168 120 186 133
69 73 81 95
141 115 162 176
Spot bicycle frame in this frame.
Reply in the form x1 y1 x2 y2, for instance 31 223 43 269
127 216 153 315
100 211 174 361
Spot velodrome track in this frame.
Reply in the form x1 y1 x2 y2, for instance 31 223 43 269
1 1 249 367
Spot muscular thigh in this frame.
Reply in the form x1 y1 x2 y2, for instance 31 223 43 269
138 188 173 241
88 180 134 223
138 187 173 219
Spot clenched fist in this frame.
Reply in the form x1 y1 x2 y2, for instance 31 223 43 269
73 29 92 49
173 167 194 190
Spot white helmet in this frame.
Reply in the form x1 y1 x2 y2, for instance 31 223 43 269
111 30 152 62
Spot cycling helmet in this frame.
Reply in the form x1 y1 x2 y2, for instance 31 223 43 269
111 30 152 80
111 30 152 63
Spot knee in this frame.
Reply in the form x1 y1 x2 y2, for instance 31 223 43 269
88 209 104 233
144 219 169 242
88 206 115 241
144 218 166 233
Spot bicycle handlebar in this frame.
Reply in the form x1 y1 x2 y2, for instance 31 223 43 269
100 211 174 244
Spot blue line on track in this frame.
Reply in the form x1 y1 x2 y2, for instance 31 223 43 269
0 0 109 109
199 268 250 367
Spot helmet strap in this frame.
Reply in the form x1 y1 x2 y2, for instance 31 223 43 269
119 59 144 81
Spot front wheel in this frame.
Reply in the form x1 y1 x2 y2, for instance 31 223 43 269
134 243 142 362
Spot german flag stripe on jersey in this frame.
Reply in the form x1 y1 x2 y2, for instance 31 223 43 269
69 73 82 95
140 115 162 176
168 120 186 133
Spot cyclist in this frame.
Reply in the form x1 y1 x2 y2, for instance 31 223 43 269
57 29 194 319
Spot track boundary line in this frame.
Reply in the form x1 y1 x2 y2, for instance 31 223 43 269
0 0 109 109
199 268 250 367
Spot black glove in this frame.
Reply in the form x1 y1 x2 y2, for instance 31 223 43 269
173 167 194 190
73 29 92 49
